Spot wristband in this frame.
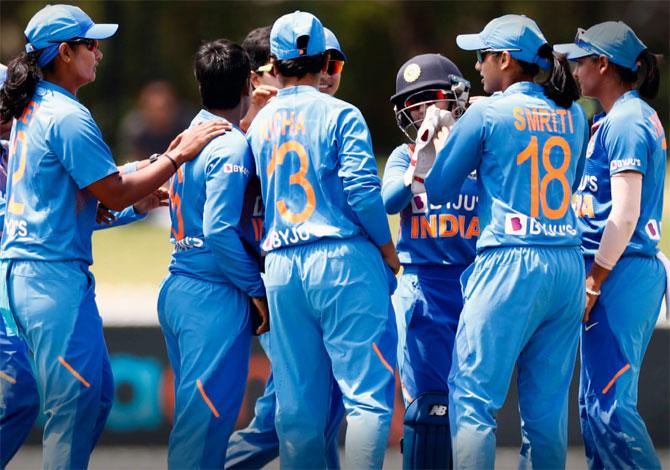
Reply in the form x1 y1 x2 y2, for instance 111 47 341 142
586 288 601 296
163 153 179 171
149 153 161 164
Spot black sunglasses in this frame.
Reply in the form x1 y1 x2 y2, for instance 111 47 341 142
48 38 99 51
476 48 521 63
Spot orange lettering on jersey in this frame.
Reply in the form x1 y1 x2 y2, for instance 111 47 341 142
649 112 667 150
420 215 437 238
20 101 40 126
525 108 540 132
465 217 480 238
539 109 551 133
513 107 526 131
567 110 574 134
252 218 264 241
281 112 294 136
411 216 419 238
572 193 594 218
439 214 458 237
556 110 567 134
294 112 306 135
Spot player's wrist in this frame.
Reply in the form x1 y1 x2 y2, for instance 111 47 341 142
162 151 183 169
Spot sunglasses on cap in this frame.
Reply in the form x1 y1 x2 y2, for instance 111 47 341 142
475 48 520 63
327 60 344 76
256 62 276 77
403 89 451 109
49 38 99 52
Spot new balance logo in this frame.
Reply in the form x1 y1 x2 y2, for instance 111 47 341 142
429 404 448 416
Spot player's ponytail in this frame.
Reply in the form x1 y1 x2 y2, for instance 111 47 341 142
0 51 42 123
634 50 660 100
537 44 580 108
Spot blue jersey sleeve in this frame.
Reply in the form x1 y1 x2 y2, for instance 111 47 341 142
48 107 119 189
382 144 413 214
425 102 485 205
603 114 649 176
573 111 589 192
93 205 147 231
202 141 265 298
0 194 5 239
336 107 392 246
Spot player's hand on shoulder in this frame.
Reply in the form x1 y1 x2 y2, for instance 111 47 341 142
250 296 270 335
133 187 169 215
166 120 232 165
251 85 278 109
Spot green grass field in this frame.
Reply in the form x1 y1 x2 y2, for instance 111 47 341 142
91 164 670 287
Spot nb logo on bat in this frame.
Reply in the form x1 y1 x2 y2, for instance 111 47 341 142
428 404 448 416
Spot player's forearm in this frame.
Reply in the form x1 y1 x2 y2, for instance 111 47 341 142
352 197 393 247
205 225 265 297
382 173 412 214
94 206 146 231
593 172 642 271
87 155 177 211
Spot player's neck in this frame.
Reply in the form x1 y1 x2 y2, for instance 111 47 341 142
278 73 320 90
207 107 242 127
597 80 633 114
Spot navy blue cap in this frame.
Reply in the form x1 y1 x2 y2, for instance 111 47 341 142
324 27 347 61
554 21 646 71
391 54 463 104
457 14 551 70
270 11 326 60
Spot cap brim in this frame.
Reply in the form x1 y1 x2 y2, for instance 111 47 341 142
390 79 455 104
83 23 118 40
553 43 591 60
456 33 487 51
328 49 347 62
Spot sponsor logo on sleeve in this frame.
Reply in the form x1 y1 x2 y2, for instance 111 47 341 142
645 219 661 241
610 158 642 172
223 163 250 176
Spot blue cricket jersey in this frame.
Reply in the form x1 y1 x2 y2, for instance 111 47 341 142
382 143 478 266
0 140 8 238
574 90 666 258
246 85 391 252
425 82 588 251
1 81 119 264
167 109 264 297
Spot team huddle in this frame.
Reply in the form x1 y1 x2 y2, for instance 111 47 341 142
0 4 667 470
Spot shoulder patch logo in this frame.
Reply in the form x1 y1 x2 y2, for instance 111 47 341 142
404 63 421 83
429 404 448 416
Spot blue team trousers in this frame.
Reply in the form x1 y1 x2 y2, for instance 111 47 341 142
158 273 251 469
393 265 465 406
580 256 664 470
225 333 344 469
1 260 113 470
449 246 584 470
264 237 397 469
0 307 40 468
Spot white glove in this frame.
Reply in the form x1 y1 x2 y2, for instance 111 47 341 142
410 105 455 194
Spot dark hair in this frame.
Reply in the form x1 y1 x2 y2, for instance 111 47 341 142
517 44 579 108
275 35 327 79
0 51 45 122
195 39 250 110
611 50 661 100
242 26 271 71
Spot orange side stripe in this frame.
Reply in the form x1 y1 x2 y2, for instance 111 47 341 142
58 356 91 388
372 342 394 375
197 379 220 418
0 371 17 385
602 363 631 395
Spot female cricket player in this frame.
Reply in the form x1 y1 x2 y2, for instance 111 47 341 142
0 5 225 467
425 14 587 469
226 25 347 470
382 53 477 468
556 22 665 469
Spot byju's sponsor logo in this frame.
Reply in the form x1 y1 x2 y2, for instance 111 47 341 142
610 158 642 171
223 163 250 176
645 219 661 241
505 213 528 235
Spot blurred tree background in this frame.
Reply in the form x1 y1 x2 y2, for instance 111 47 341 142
1 0 668 159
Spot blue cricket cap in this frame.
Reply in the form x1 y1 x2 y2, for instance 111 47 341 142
554 21 646 71
24 4 118 67
324 27 347 62
456 14 551 70
271 11 326 60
